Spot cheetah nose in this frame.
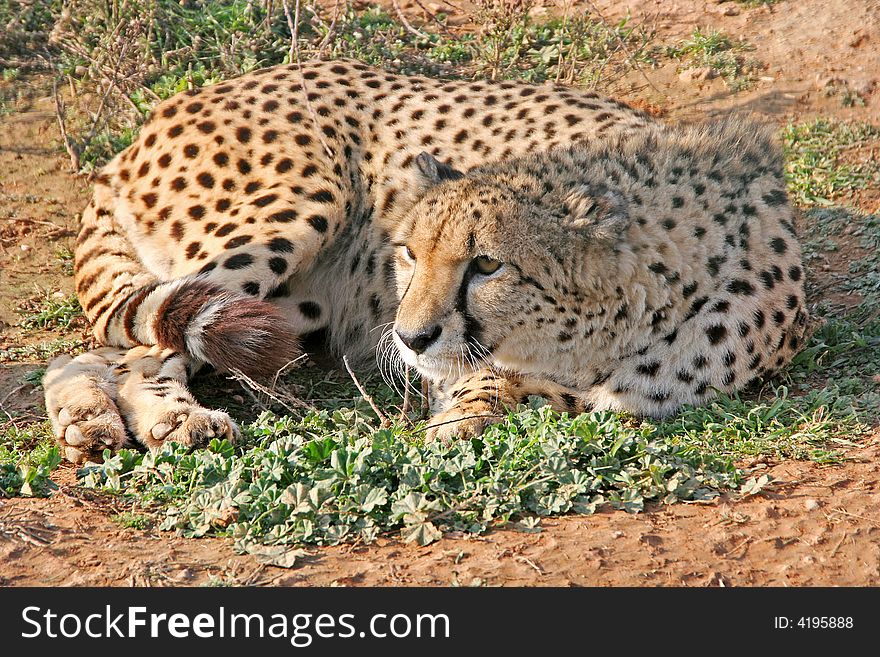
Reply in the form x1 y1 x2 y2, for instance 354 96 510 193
396 325 442 354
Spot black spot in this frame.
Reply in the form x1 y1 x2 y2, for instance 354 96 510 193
711 300 730 313
759 271 775 289
707 256 725 277
693 355 708 369
299 301 321 319
727 279 755 295
307 215 328 233
682 282 698 298
676 370 694 383
637 361 661 377
269 237 294 253
242 282 260 296
196 172 215 188
183 144 199 158
770 237 788 254
672 196 684 209
225 235 252 249
687 296 709 318
268 209 297 223
253 194 278 207
268 257 288 275
236 126 252 143
723 351 736 367
706 324 728 345
223 253 254 270
773 310 785 325
762 190 787 206
753 309 766 328
788 265 802 281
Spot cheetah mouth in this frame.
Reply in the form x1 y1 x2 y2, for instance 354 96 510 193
391 333 490 383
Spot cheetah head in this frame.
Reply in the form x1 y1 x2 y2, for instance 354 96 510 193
390 152 629 384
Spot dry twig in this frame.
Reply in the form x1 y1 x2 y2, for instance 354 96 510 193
343 355 391 427
52 79 80 171
391 0 429 39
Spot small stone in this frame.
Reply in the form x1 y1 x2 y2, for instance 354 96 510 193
679 67 717 84
611 530 625 539
804 499 820 511
19 244 30 252
851 78 876 96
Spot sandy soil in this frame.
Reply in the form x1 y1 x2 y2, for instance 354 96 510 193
1 0 878 586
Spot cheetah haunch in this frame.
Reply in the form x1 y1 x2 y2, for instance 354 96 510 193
41 59 805 460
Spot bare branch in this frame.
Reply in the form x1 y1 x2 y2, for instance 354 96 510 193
391 0 429 39
52 79 80 172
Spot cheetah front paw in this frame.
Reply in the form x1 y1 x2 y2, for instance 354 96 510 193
140 407 240 450
424 407 504 444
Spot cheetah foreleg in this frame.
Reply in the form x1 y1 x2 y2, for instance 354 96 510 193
424 368 587 443
115 346 239 450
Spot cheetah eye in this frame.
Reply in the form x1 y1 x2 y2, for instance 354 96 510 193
473 255 502 275
401 245 416 262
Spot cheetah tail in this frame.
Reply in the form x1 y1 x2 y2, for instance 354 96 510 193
74 191 299 379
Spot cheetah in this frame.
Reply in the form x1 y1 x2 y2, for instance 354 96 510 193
390 120 808 441
44 60 808 457
44 59 655 462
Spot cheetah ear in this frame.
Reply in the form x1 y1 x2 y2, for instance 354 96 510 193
564 186 629 239
414 151 465 185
